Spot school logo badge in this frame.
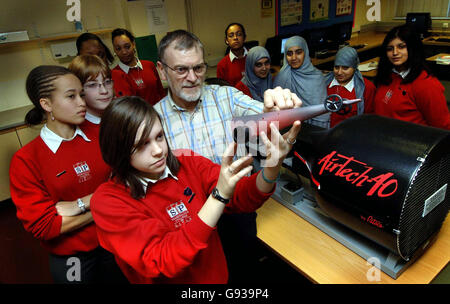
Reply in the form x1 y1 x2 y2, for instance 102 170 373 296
73 161 91 183
383 89 393 104
166 201 192 228
135 78 145 88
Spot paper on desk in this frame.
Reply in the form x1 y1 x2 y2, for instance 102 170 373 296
436 55 450 65
358 61 378 72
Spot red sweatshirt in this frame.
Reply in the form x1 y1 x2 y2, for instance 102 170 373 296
90 149 273 284
79 119 99 139
374 70 450 130
327 77 376 128
9 132 110 255
235 80 253 98
112 60 166 105
217 55 246 87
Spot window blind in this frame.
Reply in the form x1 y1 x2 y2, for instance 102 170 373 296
395 0 449 17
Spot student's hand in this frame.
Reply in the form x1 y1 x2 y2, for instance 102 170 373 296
263 86 302 112
216 143 254 199
56 201 83 217
260 120 301 168
55 194 92 217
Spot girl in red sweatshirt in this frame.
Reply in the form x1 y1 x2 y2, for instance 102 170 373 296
326 46 376 128
111 28 166 105
69 54 114 137
90 96 301 283
217 23 248 87
9 65 126 283
374 24 450 130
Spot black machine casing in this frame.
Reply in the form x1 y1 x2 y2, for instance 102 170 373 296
298 115 450 261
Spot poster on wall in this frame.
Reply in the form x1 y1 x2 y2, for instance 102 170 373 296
145 0 169 33
280 0 303 27
310 0 329 22
261 0 273 18
336 0 352 16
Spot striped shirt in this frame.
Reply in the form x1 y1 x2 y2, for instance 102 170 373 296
154 84 264 164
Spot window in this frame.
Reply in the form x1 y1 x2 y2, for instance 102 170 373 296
395 0 450 18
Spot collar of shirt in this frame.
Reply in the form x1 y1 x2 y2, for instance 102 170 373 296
118 58 143 74
40 124 91 154
229 47 248 62
85 112 101 124
392 68 410 79
329 76 354 92
138 166 178 193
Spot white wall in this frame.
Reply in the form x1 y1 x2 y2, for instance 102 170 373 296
0 0 126 111
188 0 276 66
124 0 276 66
1 0 383 112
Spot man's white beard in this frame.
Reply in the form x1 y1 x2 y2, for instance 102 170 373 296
167 77 203 103
180 86 202 102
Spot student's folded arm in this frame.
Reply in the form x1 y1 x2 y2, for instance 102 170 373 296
9 155 63 241
60 212 94 234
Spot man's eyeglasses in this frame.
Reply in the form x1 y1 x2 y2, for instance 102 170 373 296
84 79 113 90
161 62 208 77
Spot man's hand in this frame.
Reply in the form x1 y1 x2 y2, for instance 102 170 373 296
263 86 302 112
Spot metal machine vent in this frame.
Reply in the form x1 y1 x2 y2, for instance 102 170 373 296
398 153 450 260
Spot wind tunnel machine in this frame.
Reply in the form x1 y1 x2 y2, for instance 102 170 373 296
231 101 450 266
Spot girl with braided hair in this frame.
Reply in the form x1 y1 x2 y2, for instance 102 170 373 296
9 65 127 283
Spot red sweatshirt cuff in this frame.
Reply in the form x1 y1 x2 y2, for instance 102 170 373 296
185 214 216 245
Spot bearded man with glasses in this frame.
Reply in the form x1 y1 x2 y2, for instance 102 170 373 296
154 29 302 283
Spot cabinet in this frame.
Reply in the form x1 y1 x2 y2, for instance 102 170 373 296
0 130 21 201
0 124 43 202
16 124 42 146
0 29 113 50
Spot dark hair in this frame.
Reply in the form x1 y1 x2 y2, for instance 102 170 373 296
158 29 204 63
25 65 73 125
224 22 247 40
99 96 180 199
375 24 431 86
69 54 111 84
111 28 136 44
76 33 114 64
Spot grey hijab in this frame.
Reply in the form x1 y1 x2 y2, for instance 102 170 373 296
241 46 273 102
274 36 329 128
325 46 365 115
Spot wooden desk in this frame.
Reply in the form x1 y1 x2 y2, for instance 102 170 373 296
426 53 450 80
311 32 385 67
358 57 379 78
256 198 450 284
426 53 450 62
423 36 450 47
357 52 450 79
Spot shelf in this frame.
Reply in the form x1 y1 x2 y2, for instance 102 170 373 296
0 105 34 132
0 28 113 50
